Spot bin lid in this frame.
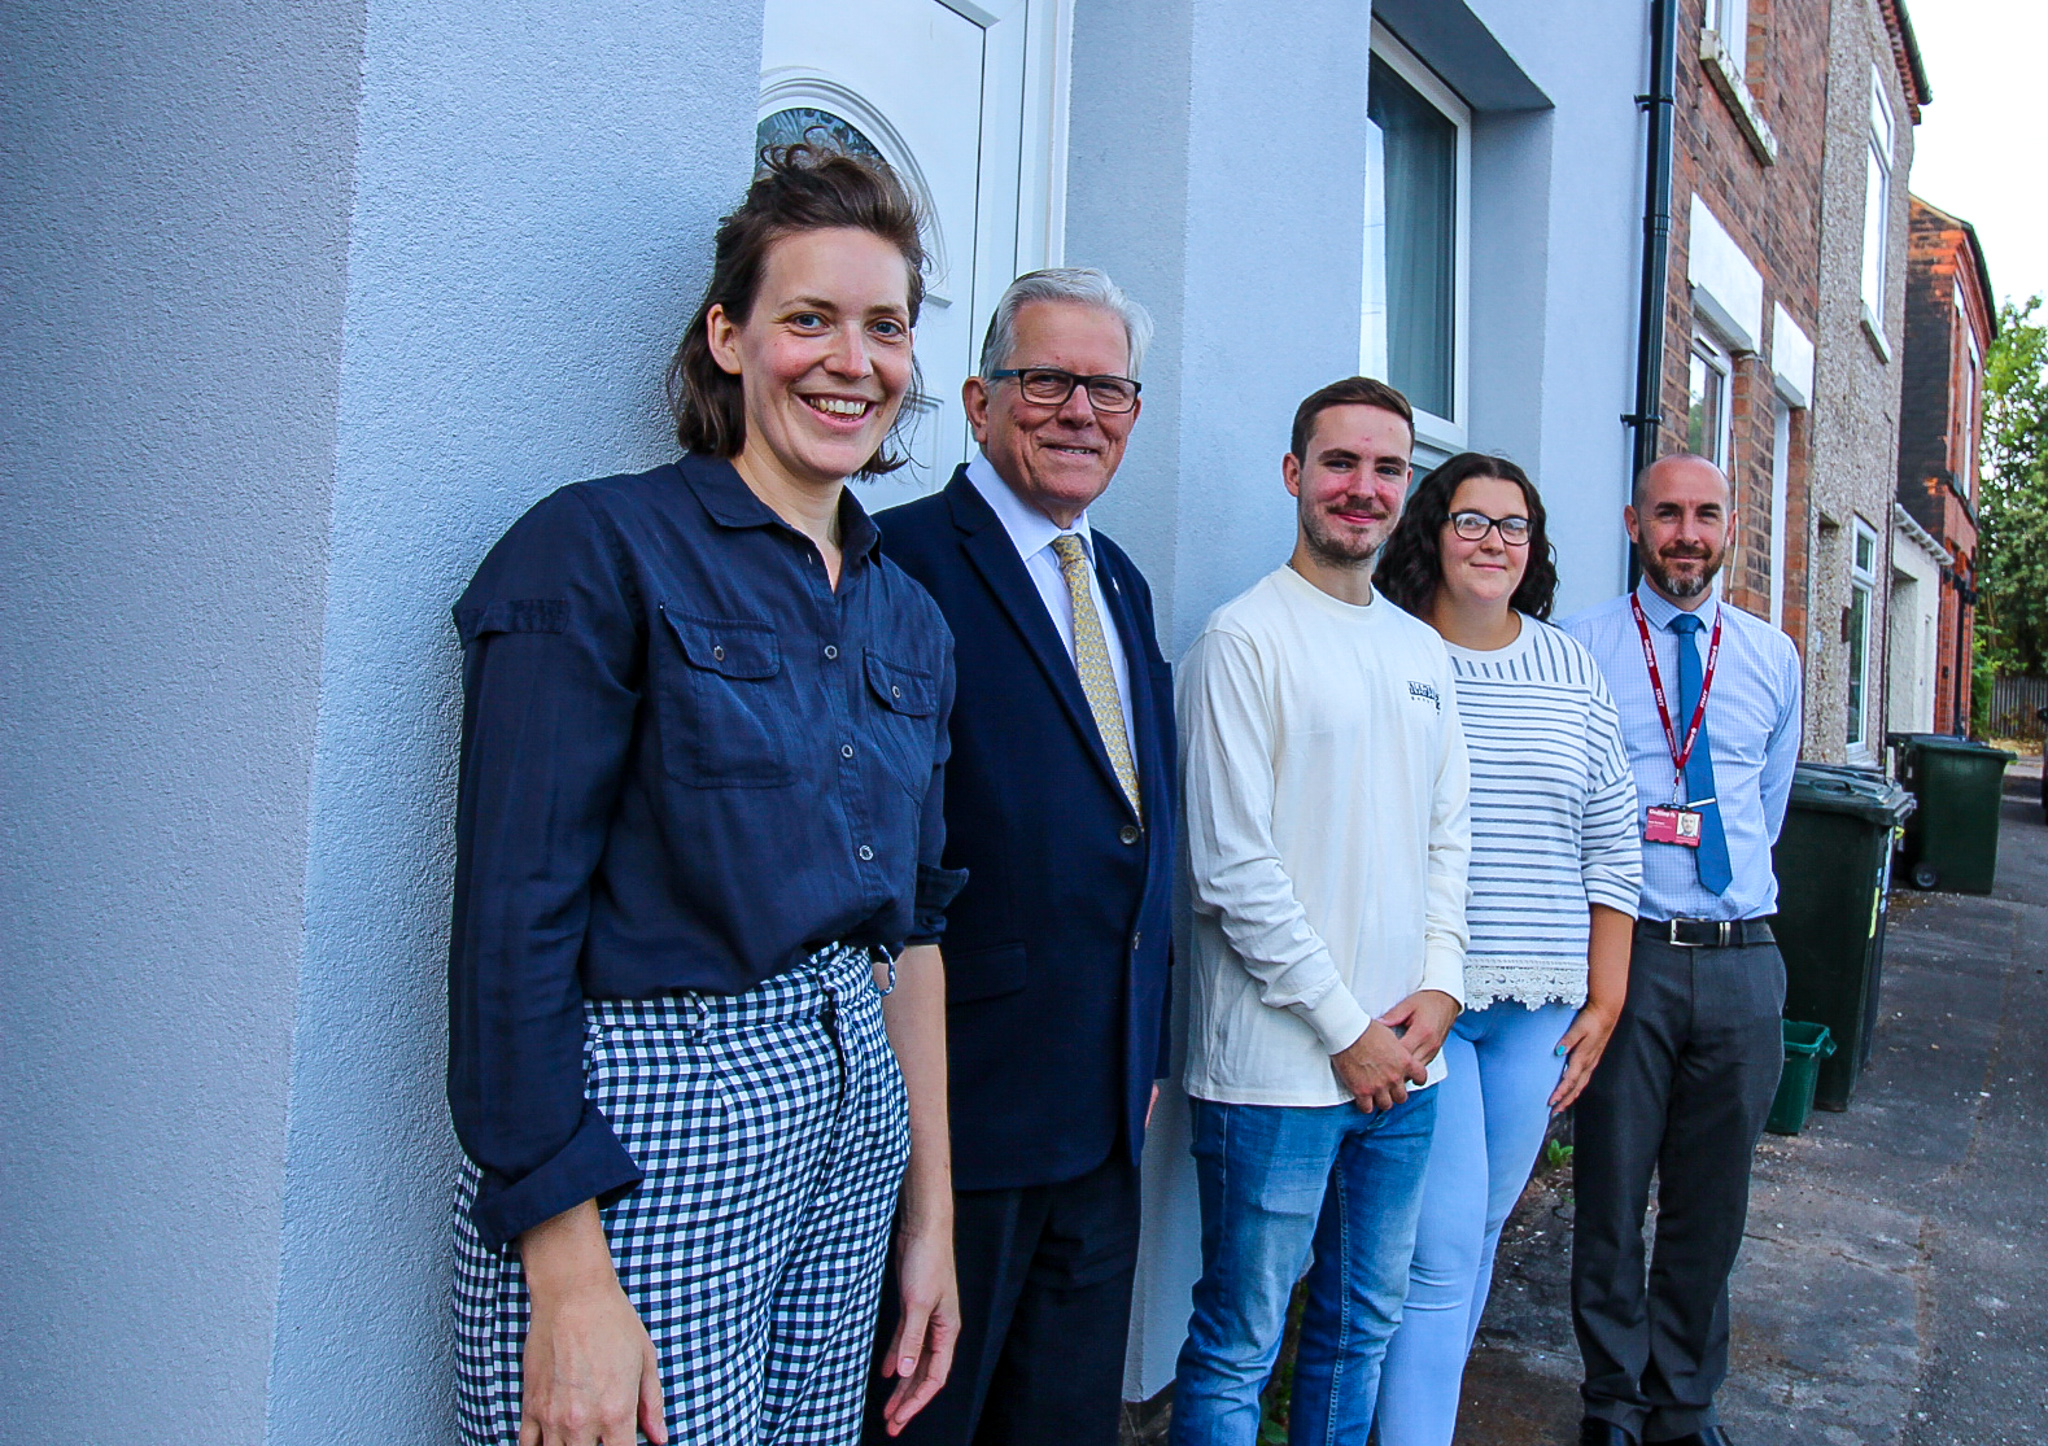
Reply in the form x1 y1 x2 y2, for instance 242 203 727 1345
1788 762 1914 822
1887 732 2018 763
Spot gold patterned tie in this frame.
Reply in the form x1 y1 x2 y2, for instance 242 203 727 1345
1050 534 1141 818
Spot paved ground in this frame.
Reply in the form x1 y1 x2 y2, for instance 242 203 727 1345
1461 783 2048 1445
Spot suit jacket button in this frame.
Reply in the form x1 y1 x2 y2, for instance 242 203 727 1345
1119 824 1141 846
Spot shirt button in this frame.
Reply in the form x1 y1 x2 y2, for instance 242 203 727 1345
1119 824 1141 846
891 685 902 698
841 743 855 759
857 844 875 862
712 644 725 661
1131 931 1143 951
824 644 839 660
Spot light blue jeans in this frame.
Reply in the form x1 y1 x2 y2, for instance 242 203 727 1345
1170 1089 1438 1446
1372 1001 1575 1446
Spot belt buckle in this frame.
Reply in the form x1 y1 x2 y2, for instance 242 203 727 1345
1664 918 1692 947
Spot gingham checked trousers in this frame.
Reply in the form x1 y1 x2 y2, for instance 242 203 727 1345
452 942 910 1445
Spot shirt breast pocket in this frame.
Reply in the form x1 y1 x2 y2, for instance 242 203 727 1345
658 608 798 788
862 648 939 801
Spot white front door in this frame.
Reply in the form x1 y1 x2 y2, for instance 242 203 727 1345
759 0 1071 501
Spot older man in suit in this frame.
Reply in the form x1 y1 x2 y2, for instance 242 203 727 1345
865 268 1175 1446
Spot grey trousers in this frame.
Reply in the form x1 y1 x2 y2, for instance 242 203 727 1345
1570 935 1784 1442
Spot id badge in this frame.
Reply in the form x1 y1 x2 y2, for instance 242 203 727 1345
1645 805 1703 848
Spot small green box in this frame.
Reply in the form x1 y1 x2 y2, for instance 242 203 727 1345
1767 1020 1837 1136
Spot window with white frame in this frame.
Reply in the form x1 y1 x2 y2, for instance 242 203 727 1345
1362 24 1470 452
1860 69 1895 329
1687 329 1734 472
1847 518 1879 753
1706 0 1749 76
1957 288 1981 497
1768 397 1793 628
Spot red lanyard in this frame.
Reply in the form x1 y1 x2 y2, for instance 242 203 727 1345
1630 594 1722 784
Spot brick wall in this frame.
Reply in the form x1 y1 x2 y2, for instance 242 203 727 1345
1659 0 1828 632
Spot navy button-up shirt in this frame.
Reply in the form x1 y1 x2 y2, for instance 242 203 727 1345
448 455 962 1248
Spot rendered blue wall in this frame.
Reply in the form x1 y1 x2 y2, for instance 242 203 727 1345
0 3 364 1438
266 2 763 1439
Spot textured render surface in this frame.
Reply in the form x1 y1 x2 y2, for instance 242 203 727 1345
0 3 364 1439
1464 0 1646 615
264 3 764 1439
1807 0 1915 764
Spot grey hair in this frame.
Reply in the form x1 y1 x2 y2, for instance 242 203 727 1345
976 266 1155 380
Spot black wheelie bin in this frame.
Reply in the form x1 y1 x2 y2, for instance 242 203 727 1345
1769 763 1913 1111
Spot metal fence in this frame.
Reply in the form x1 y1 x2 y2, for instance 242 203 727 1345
1988 675 2048 740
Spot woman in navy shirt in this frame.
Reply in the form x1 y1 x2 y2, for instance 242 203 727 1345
448 146 963 1446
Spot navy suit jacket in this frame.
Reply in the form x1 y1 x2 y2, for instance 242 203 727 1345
878 467 1176 1192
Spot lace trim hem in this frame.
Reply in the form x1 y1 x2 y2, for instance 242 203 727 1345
1461 960 1588 1011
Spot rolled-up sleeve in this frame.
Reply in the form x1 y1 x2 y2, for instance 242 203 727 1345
906 634 967 945
447 487 646 1250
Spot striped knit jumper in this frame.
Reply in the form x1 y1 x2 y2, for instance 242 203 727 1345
1442 614 1642 1008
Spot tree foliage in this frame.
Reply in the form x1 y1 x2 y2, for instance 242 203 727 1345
1978 297 2048 676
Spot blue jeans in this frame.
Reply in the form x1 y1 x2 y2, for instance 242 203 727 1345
1373 1002 1573 1446
1170 1089 1438 1446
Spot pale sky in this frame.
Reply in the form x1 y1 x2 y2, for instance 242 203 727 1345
1906 0 2048 314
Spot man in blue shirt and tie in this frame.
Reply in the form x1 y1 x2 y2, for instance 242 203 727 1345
1561 453 1803 1446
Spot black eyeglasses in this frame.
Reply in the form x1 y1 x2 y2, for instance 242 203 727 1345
1448 510 1532 545
987 367 1142 414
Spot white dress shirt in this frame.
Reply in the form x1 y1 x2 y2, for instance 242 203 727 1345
1561 581 1803 922
1178 566 1471 1105
965 451 1134 745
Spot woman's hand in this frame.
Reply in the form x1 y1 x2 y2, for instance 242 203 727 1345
877 943 958 1435
1552 904 1634 1114
518 1201 667 1446
1548 1000 1619 1113
877 1216 960 1436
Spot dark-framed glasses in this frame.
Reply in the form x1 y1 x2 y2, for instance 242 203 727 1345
987 367 1142 414
1449 510 1532 546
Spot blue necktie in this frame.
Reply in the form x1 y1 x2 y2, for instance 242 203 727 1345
1670 611 1733 895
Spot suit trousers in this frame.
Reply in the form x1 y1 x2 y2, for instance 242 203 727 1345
1571 936 1785 1442
866 1151 1141 1446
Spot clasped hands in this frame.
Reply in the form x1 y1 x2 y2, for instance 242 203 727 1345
1330 989 1460 1113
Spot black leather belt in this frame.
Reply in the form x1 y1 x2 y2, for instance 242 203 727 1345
1637 917 1775 948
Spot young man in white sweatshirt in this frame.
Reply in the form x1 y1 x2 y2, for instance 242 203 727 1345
1169 377 1471 1446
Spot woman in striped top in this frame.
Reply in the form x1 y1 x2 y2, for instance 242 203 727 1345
1370 454 1642 1446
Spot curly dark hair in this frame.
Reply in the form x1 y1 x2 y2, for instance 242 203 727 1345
1374 452 1559 621
665 142 929 478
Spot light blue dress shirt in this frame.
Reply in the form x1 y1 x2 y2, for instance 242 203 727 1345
1561 581 1803 922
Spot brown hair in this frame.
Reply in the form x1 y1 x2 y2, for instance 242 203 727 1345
1374 452 1560 621
1288 376 1414 460
665 143 929 477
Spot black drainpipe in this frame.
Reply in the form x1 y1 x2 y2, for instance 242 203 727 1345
1624 0 1679 586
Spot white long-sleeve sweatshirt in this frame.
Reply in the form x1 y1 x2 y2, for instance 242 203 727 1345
1178 565 1471 1105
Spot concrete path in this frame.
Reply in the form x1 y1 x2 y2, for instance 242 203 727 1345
1458 791 2048 1444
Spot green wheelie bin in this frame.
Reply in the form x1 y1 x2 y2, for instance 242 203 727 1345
1769 763 1912 1111
1888 733 2016 894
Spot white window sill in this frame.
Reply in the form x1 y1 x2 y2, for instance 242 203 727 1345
1861 306 1892 363
1701 31 1779 166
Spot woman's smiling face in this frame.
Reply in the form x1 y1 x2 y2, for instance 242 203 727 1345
1438 473 1530 610
708 226 916 488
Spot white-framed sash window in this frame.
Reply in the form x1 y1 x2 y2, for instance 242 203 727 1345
1847 517 1879 756
1860 68 1895 338
1687 327 1734 473
1362 23 1470 455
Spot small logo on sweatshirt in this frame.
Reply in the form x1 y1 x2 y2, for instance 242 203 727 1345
1408 680 1441 711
